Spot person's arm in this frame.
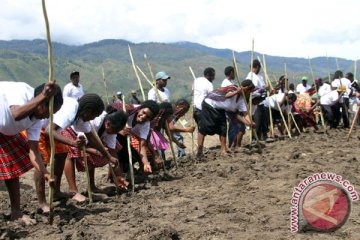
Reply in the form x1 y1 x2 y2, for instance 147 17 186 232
28 140 52 182
45 124 83 148
168 119 195 133
10 81 57 121
139 139 152 173
85 131 118 167
236 112 255 127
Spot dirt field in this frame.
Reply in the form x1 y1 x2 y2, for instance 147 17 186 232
1 128 360 240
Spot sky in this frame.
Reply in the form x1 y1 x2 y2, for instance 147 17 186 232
0 0 359 60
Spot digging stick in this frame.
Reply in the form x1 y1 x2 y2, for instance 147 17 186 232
122 96 135 193
42 0 56 224
82 145 93 203
101 66 110 105
347 106 360 141
128 45 146 101
137 62 178 169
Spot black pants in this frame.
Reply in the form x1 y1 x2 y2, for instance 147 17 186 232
193 107 202 129
341 98 350 128
321 104 341 129
254 104 269 137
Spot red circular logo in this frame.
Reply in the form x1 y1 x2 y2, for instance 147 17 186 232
299 181 351 232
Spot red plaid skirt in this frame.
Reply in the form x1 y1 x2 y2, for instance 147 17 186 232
61 128 109 172
0 132 32 180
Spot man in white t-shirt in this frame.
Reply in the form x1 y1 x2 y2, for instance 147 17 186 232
296 76 311 94
331 70 351 128
193 67 215 125
148 71 171 103
320 86 346 128
63 70 85 100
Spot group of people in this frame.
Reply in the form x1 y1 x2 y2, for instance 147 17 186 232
0 70 194 225
192 61 360 157
1 62 359 225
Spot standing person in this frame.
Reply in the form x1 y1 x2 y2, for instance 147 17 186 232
0 81 62 224
247 59 268 141
331 70 351 128
221 66 244 149
296 76 311 94
197 80 255 156
345 72 359 124
193 67 215 156
148 71 171 103
63 70 84 100
193 67 215 125
129 90 141 104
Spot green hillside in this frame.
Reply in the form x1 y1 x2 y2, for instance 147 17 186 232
0 39 358 103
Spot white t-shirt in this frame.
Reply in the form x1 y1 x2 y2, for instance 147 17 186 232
318 83 332 97
320 90 340 106
246 72 265 89
63 83 84 100
262 93 286 111
91 111 116 149
194 77 214 110
148 87 170 103
221 78 236 87
128 112 150 140
331 78 351 98
205 95 247 113
296 83 311 94
0 82 42 140
53 97 91 133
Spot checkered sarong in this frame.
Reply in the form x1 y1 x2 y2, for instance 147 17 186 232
61 127 109 172
0 132 32 180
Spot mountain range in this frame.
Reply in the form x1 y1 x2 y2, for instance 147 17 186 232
0 39 357 102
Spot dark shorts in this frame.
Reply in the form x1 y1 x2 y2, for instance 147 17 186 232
198 101 227 136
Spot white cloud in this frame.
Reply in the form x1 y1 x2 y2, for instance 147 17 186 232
0 0 359 59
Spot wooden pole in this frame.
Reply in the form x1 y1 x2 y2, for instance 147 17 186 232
101 66 110 105
347 107 360 141
122 96 135 193
249 39 254 142
82 145 93 203
143 54 178 169
260 55 292 139
128 45 146 101
136 63 178 169
232 51 262 151
308 57 326 130
42 0 56 224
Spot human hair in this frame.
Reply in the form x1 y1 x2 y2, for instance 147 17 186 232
241 79 255 88
289 83 295 90
139 100 159 120
77 93 104 118
34 83 63 110
334 70 343 79
175 98 190 108
224 66 234 76
252 59 261 69
159 102 174 118
204 67 215 77
106 110 128 131
288 93 297 102
346 72 354 79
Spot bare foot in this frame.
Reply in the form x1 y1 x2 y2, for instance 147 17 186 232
71 192 86 202
38 203 50 213
12 214 36 225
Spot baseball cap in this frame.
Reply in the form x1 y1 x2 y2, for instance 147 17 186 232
116 91 123 96
131 90 136 94
155 71 170 81
301 76 308 81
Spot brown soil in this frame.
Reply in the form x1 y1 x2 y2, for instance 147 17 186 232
1 129 360 239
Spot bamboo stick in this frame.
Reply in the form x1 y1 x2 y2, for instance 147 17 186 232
82 145 93 203
260 56 292 139
138 59 178 169
308 57 326 130
128 45 146 101
101 66 110 105
347 107 360 141
122 96 135 193
232 51 262 151
42 0 56 224
249 39 254 142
